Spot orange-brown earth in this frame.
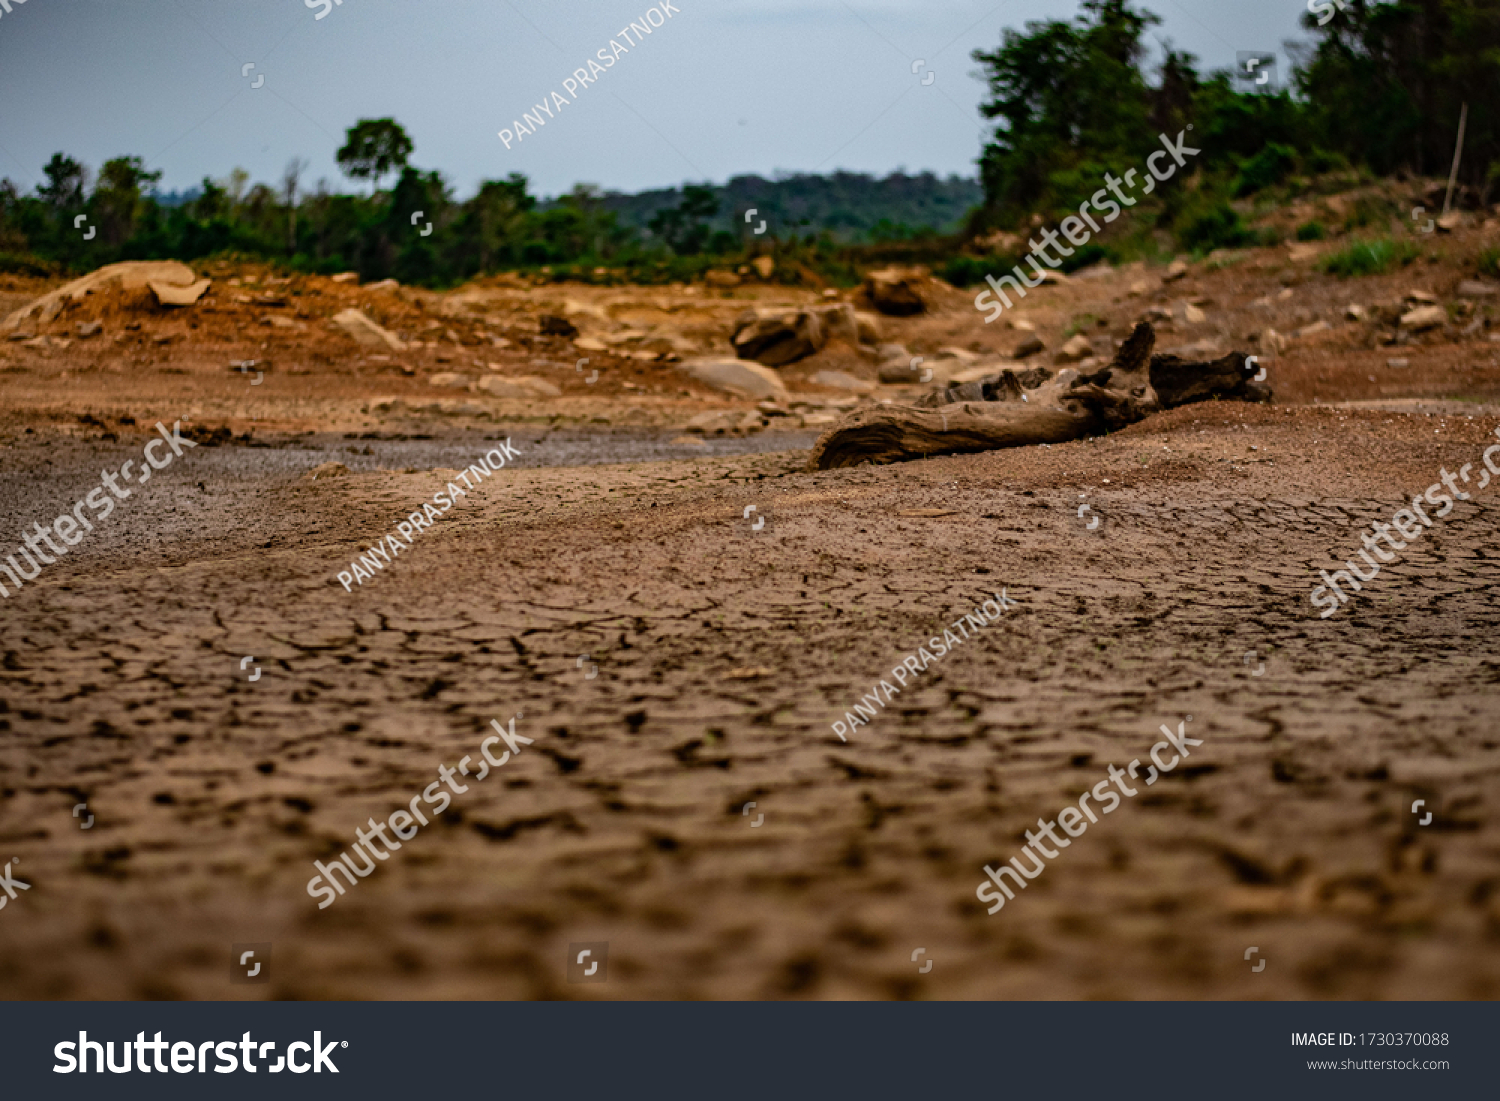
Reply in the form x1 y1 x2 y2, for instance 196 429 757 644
2 207 1500 1000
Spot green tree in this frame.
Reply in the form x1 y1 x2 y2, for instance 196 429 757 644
647 183 718 255
336 118 414 191
92 156 162 247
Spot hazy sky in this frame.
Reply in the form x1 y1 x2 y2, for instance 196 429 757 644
0 0 1314 200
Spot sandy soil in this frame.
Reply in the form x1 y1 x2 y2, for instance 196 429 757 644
2 228 1500 1000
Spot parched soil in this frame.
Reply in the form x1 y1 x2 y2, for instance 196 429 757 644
2 232 1500 1001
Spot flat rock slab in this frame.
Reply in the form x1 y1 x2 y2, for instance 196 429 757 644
332 307 407 351
149 279 212 307
678 357 787 400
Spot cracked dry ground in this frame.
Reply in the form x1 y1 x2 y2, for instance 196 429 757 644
3 401 1500 1001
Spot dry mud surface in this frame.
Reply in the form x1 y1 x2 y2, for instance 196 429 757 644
3 401 1500 1001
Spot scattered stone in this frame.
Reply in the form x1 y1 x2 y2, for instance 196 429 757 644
1456 280 1497 298
1163 259 1189 282
854 311 882 345
477 374 561 398
366 278 400 291
331 272 359 284
685 411 740 436
751 256 775 280
1127 280 1151 296
757 400 790 417
331 308 406 351
1387 357 1410 368
427 372 469 388
1260 328 1286 355
1345 304 1368 321
573 336 607 352
705 271 741 288
1399 305 1446 332
1436 212 1465 233
1012 335 1045 359
862 266 928 316
539 314 579 338
1296 320 1331 338
878 360 926 384
814 303 861 346
1276 287 1294 300
731 308 825 366
811 369 874 393
149 277 211 307
77 321 102 338
876 343 910 362
1405 289 1439 304
1055 334 1094 363
678 356 788 400
1182 303 1206 324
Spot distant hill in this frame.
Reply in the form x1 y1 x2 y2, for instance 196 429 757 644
590 171 982 243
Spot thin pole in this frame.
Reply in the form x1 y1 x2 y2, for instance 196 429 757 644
1443 102 1469 215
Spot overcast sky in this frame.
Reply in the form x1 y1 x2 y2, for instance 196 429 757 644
0 0 1314 201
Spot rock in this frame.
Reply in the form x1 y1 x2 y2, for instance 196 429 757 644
738 410 767 432
332 308 406 351
678 356 788 400
1295 320 1331 338
4 260 200 330
1055 334 1094 363
1345 304 1368 321
366 279 400 291
149 278 211 307
730 308 825 366
1405 289 1439 304
573 336 608 352
670 435 710 448
330 272 359 284
705 271 741 288
853 311 881 344
539 314 579 338
814 303 861 346
1163 259 1189 282
1128 280 1151 296
1456 280 1497 298
427 372 469 388
1260 328 1286 355
1436 212 1465 233
1037 268 1069 286
811 369 874 393
685 411 740 436
1387 357 1410 368
751 256 775 280
77 320 102 338
876 343 909 363
1399 305 1446 332
304 461 352 481
878 360 926 384
862 266 928 316
1012 335 1045 359
1182 303 1206 324
477 374 561 398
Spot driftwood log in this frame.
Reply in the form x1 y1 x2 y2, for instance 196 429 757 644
806 323 1269 470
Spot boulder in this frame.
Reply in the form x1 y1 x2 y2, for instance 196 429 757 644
811 369 874 394
149 278 211 307
477 375 561 398
862 266 928 316
3 260 200 330
1012 335 1045 359
1055 335 1094 363
814 303 861 346
731 308 825 366
332 308 406 351
854 311 881 344
678 356 788 400
751 256 775 280
1399 305 1446 332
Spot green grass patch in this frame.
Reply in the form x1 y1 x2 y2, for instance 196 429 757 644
1319 236 1419 277
1295 220 1326 241
1478 247 1500 279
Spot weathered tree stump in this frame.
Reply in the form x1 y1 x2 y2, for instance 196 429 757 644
806 324 1269 470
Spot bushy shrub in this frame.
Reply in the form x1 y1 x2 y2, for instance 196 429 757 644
1177 203 1254 252
1233 142 1299 196
1295 220 1326 241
